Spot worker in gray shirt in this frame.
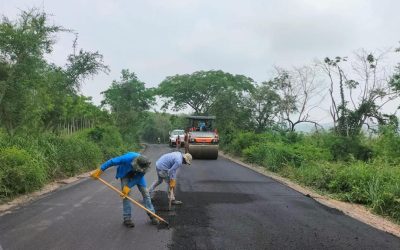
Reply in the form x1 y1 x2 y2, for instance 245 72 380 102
149 152 192 205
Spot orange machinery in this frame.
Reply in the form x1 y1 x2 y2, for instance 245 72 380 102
187 116 218 159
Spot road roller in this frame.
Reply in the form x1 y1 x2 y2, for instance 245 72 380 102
187 116 219 159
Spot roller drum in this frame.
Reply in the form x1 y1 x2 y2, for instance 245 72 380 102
188 144 218 159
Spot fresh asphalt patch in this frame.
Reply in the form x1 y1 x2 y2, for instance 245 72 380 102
151 187 258 249
169 190 257 249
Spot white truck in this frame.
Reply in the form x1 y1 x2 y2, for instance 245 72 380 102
169 129 185 147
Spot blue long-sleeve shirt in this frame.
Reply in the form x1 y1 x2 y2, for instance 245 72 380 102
155 152 183 179
100 152 147 188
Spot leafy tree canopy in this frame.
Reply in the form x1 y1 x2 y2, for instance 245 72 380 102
101 69 154 142
157 70 254 114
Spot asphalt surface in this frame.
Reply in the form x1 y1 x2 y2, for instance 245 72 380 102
1 144 400 250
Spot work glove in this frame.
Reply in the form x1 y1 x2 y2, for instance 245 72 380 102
120 185 131 198
90 168 103 179
169 179 176 189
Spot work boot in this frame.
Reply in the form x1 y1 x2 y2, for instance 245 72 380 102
147 212 160 225
123 219 135 228
150 216 160 225
171 200 183 205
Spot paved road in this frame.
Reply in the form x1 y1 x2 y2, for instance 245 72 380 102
1 144 400 250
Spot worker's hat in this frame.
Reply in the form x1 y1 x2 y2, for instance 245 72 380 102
183 153 192 165
132 155 151 173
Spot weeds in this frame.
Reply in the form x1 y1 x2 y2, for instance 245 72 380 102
0 126 137 200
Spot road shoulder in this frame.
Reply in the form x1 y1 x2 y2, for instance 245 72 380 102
220 151 400 238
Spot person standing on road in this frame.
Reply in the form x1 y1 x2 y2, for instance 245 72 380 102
149 152 192 205
184 128 189 154
176 135 181 150
199 121 206 131
91 152 159 228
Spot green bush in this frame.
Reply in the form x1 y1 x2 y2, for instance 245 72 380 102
240 132 330 172
223 131 288 156
25 133 103 178
52 136 103 177
332 162 400 221
225 132 260 155
372 127 400 165
325 135 372 161
0 127 138 201
243 142 303 171
77 126 129 159
292 160 400 222
294 163 337 190
328 162 374 203
292 142 331 163
0 147 47 198
280 131 304 144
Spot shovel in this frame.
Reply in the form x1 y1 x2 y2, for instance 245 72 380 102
168 187 173 211
96 177 169 226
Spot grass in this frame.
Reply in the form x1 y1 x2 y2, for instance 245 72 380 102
0 126 139 201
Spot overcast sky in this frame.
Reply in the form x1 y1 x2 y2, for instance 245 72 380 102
1 0 399 119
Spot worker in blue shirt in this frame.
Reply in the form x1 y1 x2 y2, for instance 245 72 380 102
199 121 206 131
149 152 192 205
91 152 159 228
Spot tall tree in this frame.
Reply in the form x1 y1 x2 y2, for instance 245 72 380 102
209 88 253 133
269 66 323 131
320 50 400 136
246 82 281 132
389 46 400 94
0 9 109 135
42 48 109 132
157 70 254 115
101 69 154 142
0 10 63 135
65 48 109 93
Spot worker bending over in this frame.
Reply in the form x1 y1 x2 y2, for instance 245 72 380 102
149 152 192 205
91 152 159 228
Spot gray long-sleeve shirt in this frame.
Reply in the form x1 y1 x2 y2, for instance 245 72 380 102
155 152 183 179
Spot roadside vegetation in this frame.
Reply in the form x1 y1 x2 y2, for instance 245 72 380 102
1 9 400 224
0 10 152 200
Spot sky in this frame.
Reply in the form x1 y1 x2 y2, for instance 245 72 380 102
1 0 399 121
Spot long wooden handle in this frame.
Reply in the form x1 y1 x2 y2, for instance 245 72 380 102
168 187 173 211
97 177 168 225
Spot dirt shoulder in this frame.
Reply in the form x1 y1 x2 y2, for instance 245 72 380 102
220 151 400 238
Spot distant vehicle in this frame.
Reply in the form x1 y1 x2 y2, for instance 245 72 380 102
169 129 185 147
186 116 218 159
